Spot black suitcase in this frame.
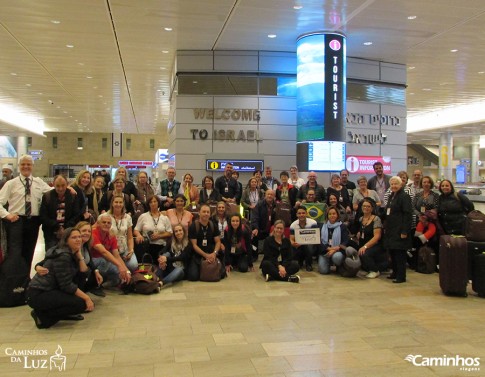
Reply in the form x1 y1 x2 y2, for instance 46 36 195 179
472 253 485 298
439 235 468 297
0 254 30 307
466 241 485 280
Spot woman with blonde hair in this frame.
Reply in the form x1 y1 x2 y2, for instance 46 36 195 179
108 167 138 198
87 175 106 219
261 220 300 283
178 173 199 209
71 169 93 222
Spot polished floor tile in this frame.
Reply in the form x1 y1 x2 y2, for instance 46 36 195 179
1 243 485 377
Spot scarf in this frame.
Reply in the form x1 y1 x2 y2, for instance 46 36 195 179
183 184 191 208
322 221 342 246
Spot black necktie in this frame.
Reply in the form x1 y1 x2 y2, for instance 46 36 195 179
25 177 31 216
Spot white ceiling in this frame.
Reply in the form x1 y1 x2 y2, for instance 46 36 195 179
1 0 485 146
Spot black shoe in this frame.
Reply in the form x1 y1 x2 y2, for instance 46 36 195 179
288 275 300 283
91 287 106 297
392 279 406 284
387 275 396 280
31 310 46 329
306 265 313 272
63 314 84 321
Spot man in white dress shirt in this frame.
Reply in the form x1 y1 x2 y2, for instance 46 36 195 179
0 155 52 266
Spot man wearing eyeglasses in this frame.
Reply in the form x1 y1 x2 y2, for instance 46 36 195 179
0 155 52 267
296 172 326 205
407 169 423 195
90 213 132 287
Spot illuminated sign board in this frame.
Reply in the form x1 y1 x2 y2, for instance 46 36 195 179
345 156 392 174
118 160 154 168
206 159 264 172
296 32 346 142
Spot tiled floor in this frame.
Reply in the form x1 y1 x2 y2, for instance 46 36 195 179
1 242 484 377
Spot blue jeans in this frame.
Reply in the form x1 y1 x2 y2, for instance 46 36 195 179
92 257 120 285
122 253 138 273
318 251 345 274
158 252 184 283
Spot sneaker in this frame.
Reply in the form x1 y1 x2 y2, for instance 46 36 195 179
265 274 271 282
288 275 300 283
306 264 313 272
366 271 380 279
357 270 368 277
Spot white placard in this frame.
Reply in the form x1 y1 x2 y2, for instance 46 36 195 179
295 228 321 245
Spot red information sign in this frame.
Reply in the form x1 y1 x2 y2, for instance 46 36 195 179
345 156 391 174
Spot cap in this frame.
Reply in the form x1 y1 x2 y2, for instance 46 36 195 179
2 164 12 171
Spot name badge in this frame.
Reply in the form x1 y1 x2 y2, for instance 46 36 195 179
329 238 333 246
56 211 63 221
202 239 207 247
361 232 365 239
386 208 391 215
339 196 343 202
231 246 236 254
192 204 196 210
168 191 173 197
420 206 425 213
225 187 229 193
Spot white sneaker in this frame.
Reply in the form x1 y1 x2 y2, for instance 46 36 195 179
357 270 368 277
366 271 380 279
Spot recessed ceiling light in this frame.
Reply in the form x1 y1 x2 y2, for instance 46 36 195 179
408 66 416 70
98 95 103 98
407 15 417 20
268 34 277 38
422 88 432 91
38 92 43 95
164 27 172 31
10 73 17 76
293 5 303 10
479 71 485 74
66 44 74 48
363 41 373 46
51 20 61 24
409 93 415 95
450 49 458 52
160 67 166 70
86 76 92 79
25 83 31 86
162 50 169 54
78 62 84 66
192 81 198 84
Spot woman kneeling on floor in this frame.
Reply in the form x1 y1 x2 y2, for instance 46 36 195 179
261 220 300 283
27 227 95 329
318 206 349 274
157 224 192 286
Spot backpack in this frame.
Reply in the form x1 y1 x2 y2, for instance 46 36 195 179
465 210 485 242
416 246 436 274
339 247 361 278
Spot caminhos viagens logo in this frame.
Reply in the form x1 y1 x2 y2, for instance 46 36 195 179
405 354 480 372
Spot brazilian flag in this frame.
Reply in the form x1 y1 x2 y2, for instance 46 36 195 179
302 202 327 223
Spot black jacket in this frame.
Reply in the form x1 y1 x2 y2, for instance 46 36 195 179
383 189 413 250
261 236 292 266
40 190 81 234
29 246 79 294
251 199 277 237
438 192 474 235
224 224 253 267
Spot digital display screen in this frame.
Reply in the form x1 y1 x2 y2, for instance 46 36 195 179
297 141 346 172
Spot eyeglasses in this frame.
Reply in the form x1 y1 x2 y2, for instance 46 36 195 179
101 221 112 225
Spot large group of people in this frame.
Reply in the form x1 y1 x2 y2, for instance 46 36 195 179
0 155 476 329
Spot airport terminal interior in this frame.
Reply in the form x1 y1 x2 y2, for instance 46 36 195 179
2 1 485 376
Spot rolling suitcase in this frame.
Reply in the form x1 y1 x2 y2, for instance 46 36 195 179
466 240 485 280
472 253 485 298
439 235 468 297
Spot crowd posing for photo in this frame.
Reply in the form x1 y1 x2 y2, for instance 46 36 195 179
0 156 473 329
